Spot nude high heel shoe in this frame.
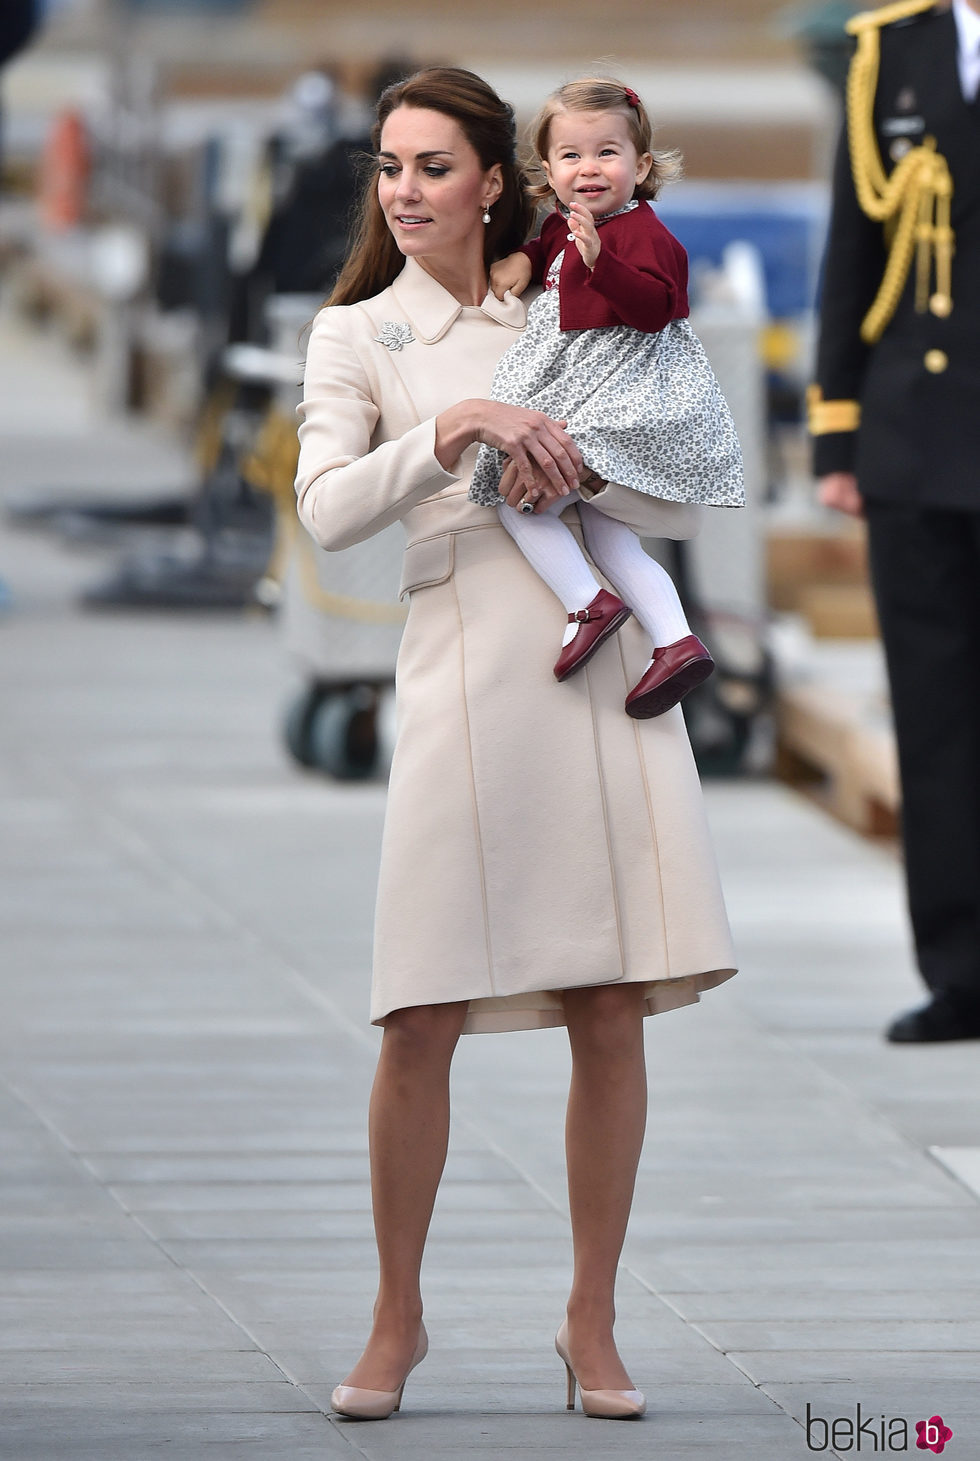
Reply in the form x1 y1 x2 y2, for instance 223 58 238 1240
330 1324 428 1420
555 1319 645 1420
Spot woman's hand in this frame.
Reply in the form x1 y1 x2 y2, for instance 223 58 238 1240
435 400 582 496
490 252 533 300
567 201 601 271
498 456 606 513
497 458 565 513
817 471 864 517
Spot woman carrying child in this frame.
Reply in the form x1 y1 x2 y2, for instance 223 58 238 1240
294 66 736 1425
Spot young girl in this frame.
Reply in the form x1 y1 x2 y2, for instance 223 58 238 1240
469 78 743 718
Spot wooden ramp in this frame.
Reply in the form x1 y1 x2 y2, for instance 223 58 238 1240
776 674 900 839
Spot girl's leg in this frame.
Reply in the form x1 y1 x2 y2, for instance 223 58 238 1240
560 982 648 1390
499 498 600 645
340 999 468 1391
579 501 691 649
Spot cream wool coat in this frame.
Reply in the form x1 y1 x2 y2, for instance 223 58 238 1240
295 257 736 1034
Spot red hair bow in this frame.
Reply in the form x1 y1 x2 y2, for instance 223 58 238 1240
623 86 640 108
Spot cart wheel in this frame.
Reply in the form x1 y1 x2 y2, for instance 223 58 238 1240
282 682 336 769
308 685 380 781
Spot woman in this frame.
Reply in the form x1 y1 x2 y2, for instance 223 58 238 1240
294 67 736 1422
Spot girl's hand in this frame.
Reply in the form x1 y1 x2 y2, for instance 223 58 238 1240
490 252 533 300
436 400 582 496
567 201 601 271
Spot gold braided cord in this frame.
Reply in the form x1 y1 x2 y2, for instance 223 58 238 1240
845 0 937 39
844 0 954 342
241 411 408 626
193 380 238 476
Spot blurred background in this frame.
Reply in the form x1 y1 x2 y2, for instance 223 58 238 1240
0 0 892 833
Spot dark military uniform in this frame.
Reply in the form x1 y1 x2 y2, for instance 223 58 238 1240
0 0 36 68
811 0 980 1031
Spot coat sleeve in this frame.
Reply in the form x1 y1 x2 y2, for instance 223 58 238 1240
810 120 884 476
294 307 459 551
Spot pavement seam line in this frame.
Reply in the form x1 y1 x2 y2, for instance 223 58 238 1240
449 1107 802 1412
0 1067 376 1448
10 741 379 1058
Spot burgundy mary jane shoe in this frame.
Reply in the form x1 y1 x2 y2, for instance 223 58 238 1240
554 589 632 682
625 634 714 718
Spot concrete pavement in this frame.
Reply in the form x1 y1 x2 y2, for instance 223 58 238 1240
2 299 980 1459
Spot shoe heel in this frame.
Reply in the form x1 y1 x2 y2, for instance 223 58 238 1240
564 1359 576 1411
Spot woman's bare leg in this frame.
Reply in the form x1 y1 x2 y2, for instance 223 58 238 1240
340 999 468 1390
561 982 648 1390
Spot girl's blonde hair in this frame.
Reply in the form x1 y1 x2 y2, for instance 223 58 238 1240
527 77 682 205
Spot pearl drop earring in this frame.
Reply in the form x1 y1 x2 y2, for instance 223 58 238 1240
482 206 491 224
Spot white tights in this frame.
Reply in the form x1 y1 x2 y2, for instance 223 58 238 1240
498 494 691 650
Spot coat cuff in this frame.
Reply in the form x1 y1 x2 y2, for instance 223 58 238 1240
807 385 861 436
807 386 859 477
584 480 701 540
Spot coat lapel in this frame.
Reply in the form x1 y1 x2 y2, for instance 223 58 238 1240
356 258 527 438
390 257 526 343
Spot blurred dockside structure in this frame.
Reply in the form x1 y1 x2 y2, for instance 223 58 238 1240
0 0 894 810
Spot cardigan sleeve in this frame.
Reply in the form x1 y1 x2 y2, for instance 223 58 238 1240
578 223 687 332
518 234 549 284
294 307 458 552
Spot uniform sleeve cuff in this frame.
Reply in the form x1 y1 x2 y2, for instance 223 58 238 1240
807 385 861 436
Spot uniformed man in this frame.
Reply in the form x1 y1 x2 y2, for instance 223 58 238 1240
810 0 980 1041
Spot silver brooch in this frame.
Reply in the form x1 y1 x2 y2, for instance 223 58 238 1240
375 321 415 352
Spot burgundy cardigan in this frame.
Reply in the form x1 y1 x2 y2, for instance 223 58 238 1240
520 202 689 334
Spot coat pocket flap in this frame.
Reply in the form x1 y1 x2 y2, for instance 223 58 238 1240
398 534 455 599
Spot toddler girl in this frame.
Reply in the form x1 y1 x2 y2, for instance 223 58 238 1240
469 78 743 718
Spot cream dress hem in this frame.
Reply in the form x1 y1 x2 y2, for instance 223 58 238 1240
373 966 737 1034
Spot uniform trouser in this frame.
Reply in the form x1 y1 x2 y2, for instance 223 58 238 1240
864 501 980 1003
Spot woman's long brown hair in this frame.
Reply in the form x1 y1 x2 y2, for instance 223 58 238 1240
328 67 535 308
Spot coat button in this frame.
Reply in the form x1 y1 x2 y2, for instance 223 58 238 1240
924 349 948 374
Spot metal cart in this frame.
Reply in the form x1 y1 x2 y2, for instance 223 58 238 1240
240 294 405 779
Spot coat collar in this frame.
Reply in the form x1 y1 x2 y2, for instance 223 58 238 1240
390 256 526 344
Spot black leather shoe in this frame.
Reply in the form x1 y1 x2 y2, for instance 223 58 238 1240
885 993 980 1044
